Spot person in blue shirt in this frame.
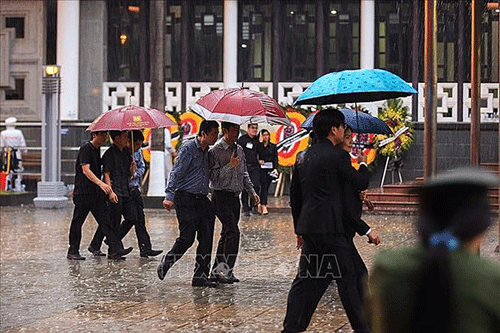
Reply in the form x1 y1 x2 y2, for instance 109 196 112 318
157 120 220 287
117 130 163 258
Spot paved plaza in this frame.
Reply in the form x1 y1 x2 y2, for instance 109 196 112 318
1 199 499 332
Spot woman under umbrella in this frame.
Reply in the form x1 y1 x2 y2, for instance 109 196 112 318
256 129 278 215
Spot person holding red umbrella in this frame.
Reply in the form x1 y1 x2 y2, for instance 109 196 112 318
67 131 133 260
89 130 136 259
208 122 260 284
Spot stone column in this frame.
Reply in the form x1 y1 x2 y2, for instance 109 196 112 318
223 0 238 88
57 0 79 120
360 0 375 69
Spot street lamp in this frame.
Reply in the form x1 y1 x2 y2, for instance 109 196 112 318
33 65 68 208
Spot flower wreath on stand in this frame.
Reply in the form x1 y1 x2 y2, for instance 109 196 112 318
375 98 414 158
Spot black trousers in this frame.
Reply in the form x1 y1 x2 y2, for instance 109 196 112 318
163 191 215 279
212 190 241 276
90 195 135 251
348 237 368 304
118 187 152 252
258 169 272 205
68 193 124 254
282 234 370 333
241 166 260 212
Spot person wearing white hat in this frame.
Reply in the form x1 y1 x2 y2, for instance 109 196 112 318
1 117 26 191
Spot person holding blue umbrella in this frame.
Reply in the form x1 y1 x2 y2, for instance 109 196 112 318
283 108 372 333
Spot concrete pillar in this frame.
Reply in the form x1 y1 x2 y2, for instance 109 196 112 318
57 0 79 120
360 0 375 69
146 151 166 197
223 0 238 88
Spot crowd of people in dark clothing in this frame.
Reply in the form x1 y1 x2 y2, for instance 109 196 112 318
66 109 500 332
67 130 162 260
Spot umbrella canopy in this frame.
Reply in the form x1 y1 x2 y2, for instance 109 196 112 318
190 87 291 126
294 68 418 106
86 105 176 132
301 108 392 134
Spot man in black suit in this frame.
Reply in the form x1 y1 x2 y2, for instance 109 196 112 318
283 108 371 333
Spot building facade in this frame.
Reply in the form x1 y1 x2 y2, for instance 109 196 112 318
0 0 499 185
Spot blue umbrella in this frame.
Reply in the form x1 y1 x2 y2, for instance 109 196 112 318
301 108 392 134
294 68 417 106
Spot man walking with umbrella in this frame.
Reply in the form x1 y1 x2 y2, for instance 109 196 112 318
282 108 371 333
67 130 132 260
157 120 220 287
209 122 260 284
89 130 136 259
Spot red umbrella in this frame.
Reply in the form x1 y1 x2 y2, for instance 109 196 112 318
86 105 176 132
190 88 291 126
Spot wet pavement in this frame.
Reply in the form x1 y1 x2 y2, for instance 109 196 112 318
1 198 499 332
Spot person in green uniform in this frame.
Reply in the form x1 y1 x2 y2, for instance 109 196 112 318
368 168 500 333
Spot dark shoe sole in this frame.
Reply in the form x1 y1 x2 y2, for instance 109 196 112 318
67 254 86 260
192 279 218 287
210 274 234 284
157 255 172 280
141 249 163 258
108 247 133 260
88 247 106 256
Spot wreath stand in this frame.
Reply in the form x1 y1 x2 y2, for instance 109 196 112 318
274 173 289 197
380 155 403 188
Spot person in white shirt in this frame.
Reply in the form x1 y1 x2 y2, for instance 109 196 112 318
164 127 177 184
1 117 27 191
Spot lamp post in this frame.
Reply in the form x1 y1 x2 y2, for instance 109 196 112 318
33 65 68 208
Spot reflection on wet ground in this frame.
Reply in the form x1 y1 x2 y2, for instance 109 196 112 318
1 200 498 332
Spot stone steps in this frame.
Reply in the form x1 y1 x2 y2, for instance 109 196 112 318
366 163 499 213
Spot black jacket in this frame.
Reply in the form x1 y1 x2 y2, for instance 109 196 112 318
292 139 370 235
341 151 370 238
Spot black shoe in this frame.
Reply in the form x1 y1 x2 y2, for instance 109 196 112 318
140 249 163 258
67 252 86 260
157 255 174 280
192 277 218 287
88 246 106 257
251 207 259 215
243 211 250 217
210 273 234 284
108 247 133 260
228 274 240 283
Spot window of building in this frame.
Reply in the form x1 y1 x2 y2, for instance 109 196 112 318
190 1 224 81
481 8 499 83
238 1 273 82
5 78 25 100
107 0 145 82
327 2 361 72
5 17 25 39
375 1 413 81
165 2 182 81
281 1 317 81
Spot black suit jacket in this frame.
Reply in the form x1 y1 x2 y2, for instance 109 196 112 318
293 139 370 235
341 149 370 238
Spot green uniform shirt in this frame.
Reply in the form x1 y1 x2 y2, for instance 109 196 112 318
369 246 500 333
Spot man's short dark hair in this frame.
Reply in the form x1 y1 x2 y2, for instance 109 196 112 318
129 130 144 143
109 130 126 141
198 120 219 136
248 123 258 129
90 131 107 140
221 121 239 132
313 108 345 139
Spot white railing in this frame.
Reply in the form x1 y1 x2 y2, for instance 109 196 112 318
144 82 182 111
102 82 140 112
463 83 499 122
277 82 310 106
103 81 499 122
